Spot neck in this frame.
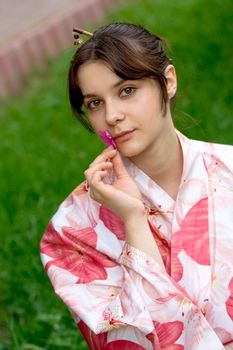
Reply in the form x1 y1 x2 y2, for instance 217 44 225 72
130 124 183 200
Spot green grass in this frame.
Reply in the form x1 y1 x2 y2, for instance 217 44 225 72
0 0 232 348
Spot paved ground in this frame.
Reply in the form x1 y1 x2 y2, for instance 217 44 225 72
0 0 81 49
0 0 120 97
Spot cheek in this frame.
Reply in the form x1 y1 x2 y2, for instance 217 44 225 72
139 100 163 124
138 90 162 113
88 114 105 133
87 116 97 132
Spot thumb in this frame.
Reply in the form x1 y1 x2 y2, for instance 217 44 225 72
111 152 129 178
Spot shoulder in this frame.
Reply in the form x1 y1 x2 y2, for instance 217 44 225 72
189 137 233 154
50 180 100 229
190 138 233 172
178 130 233 174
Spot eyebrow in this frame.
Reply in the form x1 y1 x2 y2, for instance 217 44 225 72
83 78 128 99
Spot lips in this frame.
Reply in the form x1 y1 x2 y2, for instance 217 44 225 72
113 130 135 140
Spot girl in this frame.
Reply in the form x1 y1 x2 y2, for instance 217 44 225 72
40 23 233 349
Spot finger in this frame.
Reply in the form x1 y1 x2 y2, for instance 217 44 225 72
111 151 130 179
89 149 116 167
89 170 110 200
85 163 113 191
84 162 113 181
88 161 113 172
91 169 109 185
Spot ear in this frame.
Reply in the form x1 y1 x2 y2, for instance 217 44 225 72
164 64 177 99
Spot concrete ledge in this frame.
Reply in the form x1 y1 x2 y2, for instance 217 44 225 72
0 0 121 98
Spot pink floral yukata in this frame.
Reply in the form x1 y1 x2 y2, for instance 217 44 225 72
40 131 233 349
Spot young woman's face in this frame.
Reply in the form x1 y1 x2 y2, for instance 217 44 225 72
77 60 176 160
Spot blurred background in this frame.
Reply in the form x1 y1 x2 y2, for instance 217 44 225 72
0 0 232 348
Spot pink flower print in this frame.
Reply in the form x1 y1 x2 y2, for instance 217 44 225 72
157 321 184 349
214 327 233 345
170 223 183 282
148 219 172 274
142 275 179 303
86 284 122 304
40 222 116 283
173 197 210 268
105 341 147 349
209 261 231 309
142 277 189 323
103 309 112 321
99 205 125 240
78 320 147 349
147 321 184 349
63 182 89 207
100 308 125 331
226 277 233 320
78 320 108 349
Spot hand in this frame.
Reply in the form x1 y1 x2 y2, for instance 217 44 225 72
84 148 145 221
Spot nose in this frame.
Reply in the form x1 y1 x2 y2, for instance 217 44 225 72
105 100 125 125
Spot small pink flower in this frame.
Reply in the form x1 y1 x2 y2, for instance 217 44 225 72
103 309 112 321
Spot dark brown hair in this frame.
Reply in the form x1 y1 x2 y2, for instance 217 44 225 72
68 23 173 132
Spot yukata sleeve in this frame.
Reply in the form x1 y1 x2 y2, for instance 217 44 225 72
40 200 155 337
119 242 226 349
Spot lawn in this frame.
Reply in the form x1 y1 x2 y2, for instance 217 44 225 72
0 0 232 348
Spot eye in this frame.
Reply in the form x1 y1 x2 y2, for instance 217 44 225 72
87 99 102 110
121 87 136 97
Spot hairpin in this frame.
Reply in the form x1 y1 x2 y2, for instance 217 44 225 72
73 27 93 46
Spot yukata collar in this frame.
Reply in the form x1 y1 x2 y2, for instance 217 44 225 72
122 129 209 212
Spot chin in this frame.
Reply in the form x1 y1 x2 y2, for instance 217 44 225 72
117 145 143 159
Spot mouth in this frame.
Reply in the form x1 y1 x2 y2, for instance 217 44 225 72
113 130 135 142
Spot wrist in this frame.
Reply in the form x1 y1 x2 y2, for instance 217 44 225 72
124 207 148 227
